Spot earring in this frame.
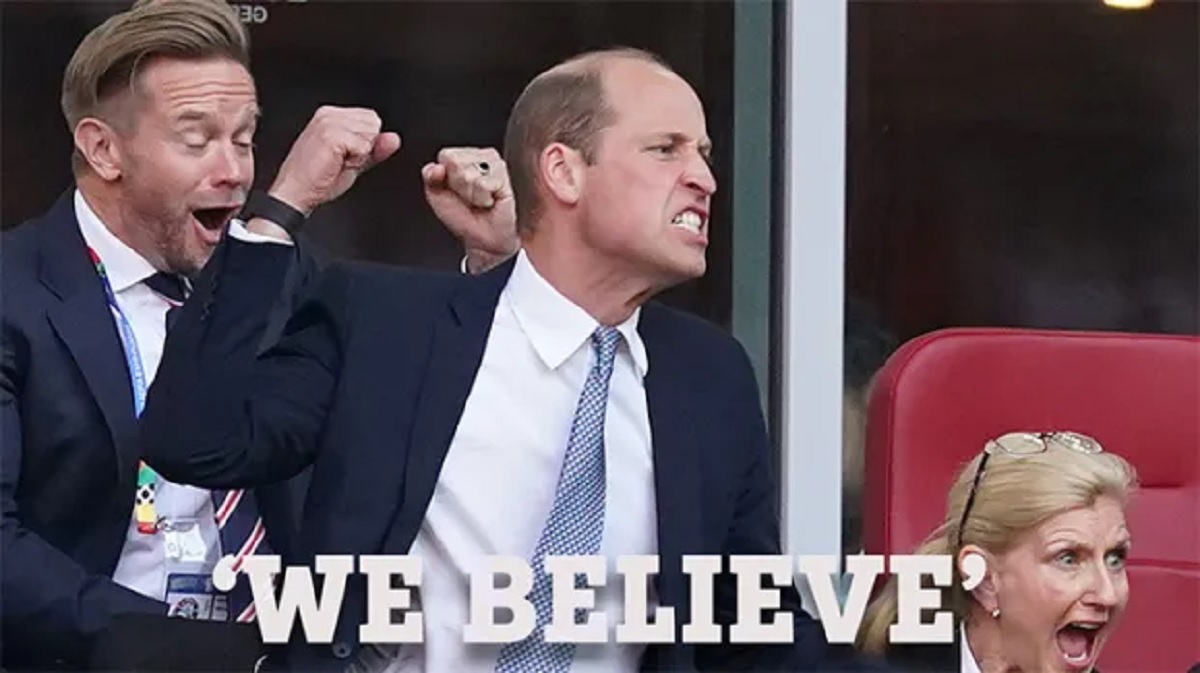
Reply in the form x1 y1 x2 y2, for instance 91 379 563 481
990 608 1001 619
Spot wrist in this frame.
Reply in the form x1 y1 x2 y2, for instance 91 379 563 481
240 190 308 239
243 218 292 242
464 247 515 275
265 181 315 217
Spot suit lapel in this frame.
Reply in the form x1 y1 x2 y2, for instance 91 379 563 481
38 192 139 481
640 305 705 631
384 257 517 553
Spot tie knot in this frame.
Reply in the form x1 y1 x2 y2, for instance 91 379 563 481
145 272 188 304
591 326 621 365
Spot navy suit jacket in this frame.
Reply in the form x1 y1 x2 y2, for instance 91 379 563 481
140 233 838 672
0 193 307 669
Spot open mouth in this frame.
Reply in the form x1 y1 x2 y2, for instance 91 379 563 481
1056 622 1104 669
191 206 239 232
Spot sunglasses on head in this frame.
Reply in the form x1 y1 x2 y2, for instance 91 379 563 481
955 431 1104 550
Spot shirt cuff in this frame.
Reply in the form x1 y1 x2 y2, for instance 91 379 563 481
228 218 294 246
460 254 470 275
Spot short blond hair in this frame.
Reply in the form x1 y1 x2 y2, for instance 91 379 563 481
62 0 249 171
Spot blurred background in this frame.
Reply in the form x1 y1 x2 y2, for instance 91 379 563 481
2 0 1196 558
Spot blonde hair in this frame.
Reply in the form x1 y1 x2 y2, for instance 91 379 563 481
61 0 249 173
856 437 1138 654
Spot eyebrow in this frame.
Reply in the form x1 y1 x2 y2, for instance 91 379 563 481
173 105 262 126
1045 535 1132 550
658 132 713 159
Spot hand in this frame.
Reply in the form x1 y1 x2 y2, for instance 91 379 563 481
269 106 401 216
422 147 519 274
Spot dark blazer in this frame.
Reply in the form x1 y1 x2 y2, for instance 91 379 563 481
882 633 1109 673
140 234 839 672
0 192 310 670
884 639 959 673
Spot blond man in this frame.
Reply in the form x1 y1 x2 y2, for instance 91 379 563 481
0 0 513 668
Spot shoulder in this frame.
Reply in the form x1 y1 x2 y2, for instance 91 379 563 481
2 211 46 277
2 211 60 323
641 301 756 384
2 213 61 383
325 260 459 300
301 260 462 324
884 640 962 673
334 259 458 288
642 301 746 355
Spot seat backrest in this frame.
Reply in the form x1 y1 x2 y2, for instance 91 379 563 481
863 327 1200 672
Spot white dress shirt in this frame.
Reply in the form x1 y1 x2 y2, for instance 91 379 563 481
75 190 225 603
960 625 982 673
379 250 659 673
76 190 282 605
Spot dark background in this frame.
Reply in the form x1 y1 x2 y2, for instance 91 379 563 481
1 0 736 327
846 0 1198 341
3 0 1196 342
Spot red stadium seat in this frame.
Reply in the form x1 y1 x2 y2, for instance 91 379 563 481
862 327 1200 672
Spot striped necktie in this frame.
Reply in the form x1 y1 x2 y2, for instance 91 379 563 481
145 271 270 623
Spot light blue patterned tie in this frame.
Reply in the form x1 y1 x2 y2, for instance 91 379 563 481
495 326 622 672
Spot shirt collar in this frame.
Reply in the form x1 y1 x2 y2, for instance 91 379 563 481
504 249 649 378
961 624 982 673
74 188 157 293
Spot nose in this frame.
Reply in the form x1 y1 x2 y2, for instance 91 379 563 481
683 152 717 196
1086 565 1123 609
211 141 251 189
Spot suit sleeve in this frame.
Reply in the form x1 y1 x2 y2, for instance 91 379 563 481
694 340 831 671
140 235 347 489
1 321 165 668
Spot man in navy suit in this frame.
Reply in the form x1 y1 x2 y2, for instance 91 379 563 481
0 1 513 669
141 48 839 671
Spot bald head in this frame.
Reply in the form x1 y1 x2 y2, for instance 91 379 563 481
502 48 674 230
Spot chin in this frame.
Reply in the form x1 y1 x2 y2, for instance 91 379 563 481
656 264 705 290
669 251 707 279
171 243 213 277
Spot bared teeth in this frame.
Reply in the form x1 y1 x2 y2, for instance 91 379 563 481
671 211 702 234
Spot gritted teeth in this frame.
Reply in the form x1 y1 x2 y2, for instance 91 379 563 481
671 210 703 234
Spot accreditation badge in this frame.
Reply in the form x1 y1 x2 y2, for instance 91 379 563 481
163 518 227 621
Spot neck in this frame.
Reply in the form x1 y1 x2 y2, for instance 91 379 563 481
522 230 655 326
965 614 1016 673
77 175 164 271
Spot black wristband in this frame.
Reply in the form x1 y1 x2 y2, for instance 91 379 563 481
240 190 307 235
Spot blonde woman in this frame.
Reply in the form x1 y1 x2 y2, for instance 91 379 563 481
857 431 1138 672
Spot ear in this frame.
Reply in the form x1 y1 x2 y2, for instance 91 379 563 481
539 142 586 208
958 544 1000 613
73 117 124 181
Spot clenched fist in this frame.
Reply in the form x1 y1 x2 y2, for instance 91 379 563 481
269 106 401 216
422 147 519 274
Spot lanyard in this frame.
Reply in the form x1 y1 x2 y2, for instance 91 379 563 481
87 248 161 534
89 249 150 414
